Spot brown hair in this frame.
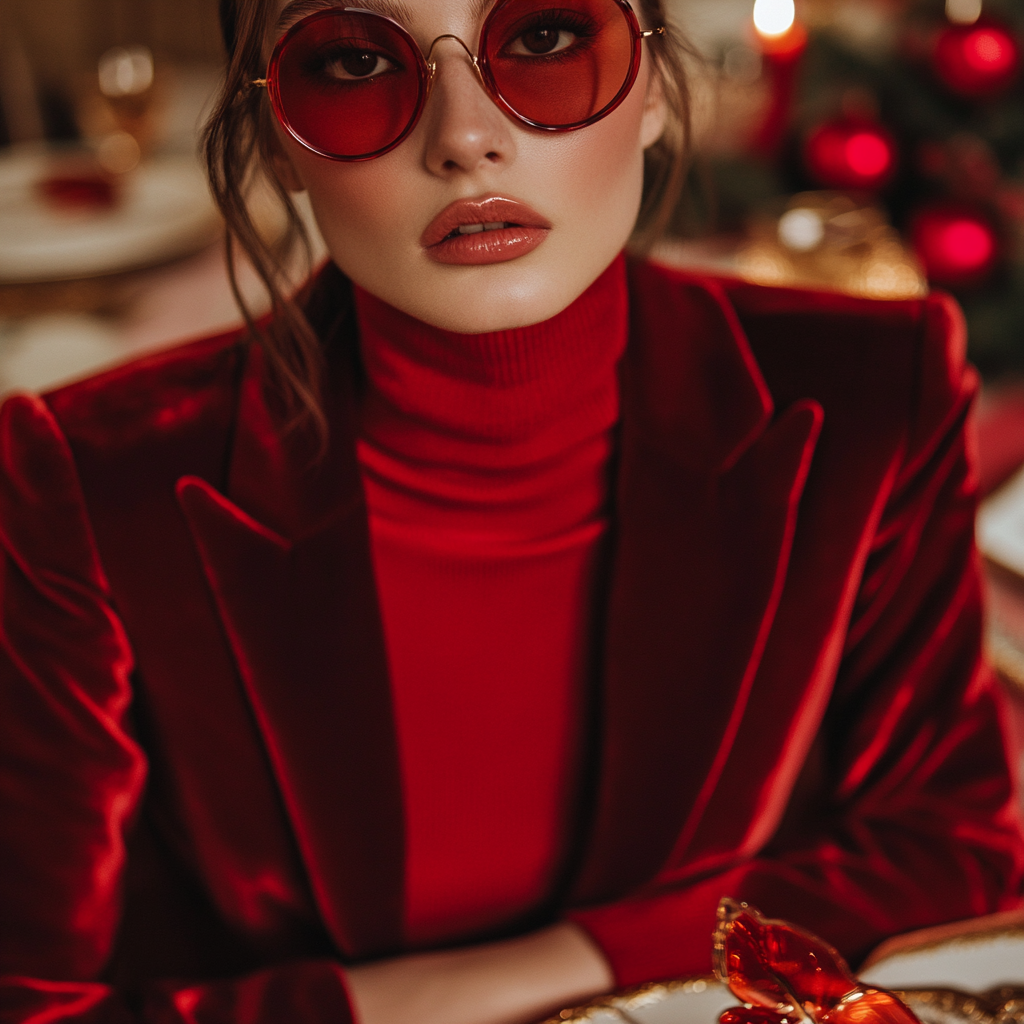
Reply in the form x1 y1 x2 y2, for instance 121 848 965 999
203 0 693 431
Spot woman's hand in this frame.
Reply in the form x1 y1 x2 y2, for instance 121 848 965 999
344 922 615 1024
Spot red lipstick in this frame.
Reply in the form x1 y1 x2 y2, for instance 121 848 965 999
422 196 552 265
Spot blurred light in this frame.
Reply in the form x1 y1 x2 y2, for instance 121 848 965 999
845 133 893 178
941 219 995 269
946 0 982 25
96 131 142 174
753 0 796 38
98 46 155 98
911 204 998 287
737 244 790 284
804 120 897 191
778 209 825 252
963 28 1015 73
933 21 1020 97
858 260 927 299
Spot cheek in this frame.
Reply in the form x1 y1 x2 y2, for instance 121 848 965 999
293 154 398 243
540 72 649 231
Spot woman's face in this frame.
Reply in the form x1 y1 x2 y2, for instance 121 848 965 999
269 0 667 333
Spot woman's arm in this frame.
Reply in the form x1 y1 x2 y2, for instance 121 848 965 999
0 394 145 983
345 923 613 1024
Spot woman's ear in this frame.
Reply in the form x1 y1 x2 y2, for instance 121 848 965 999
640 61 668 149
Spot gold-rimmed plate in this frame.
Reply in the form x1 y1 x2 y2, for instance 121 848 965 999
546 914 1024 1024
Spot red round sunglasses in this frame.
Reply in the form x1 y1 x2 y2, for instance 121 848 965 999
254 0 664 161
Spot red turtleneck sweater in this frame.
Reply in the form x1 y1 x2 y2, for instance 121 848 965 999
354 257 628 948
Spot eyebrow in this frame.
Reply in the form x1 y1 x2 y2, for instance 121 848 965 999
276 0 497 33
277 0 416 30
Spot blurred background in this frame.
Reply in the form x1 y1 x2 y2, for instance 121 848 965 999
3 0 1024 724
2 0 1024 387
2 0 1024 374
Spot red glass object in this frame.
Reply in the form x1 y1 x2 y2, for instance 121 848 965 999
803 118 898 192
910 202 999 288
267 0 648 162
37 172 118 212
714 899 921 1024
932 19 1021 99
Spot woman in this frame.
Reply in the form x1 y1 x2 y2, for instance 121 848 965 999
1 0 1022 1022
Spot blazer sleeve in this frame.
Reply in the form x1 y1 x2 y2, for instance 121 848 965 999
568 292 1024 985
0 395 357 1024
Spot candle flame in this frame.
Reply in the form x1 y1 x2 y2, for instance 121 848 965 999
753 0 796 38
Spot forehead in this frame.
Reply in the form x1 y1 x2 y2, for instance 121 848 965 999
275 0 496 32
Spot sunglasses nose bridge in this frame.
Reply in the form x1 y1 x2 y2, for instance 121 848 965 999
424 33 485 89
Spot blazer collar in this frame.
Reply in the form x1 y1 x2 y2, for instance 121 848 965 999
569 261 822 903
226 277 365 541
622 261 775 473
177 260 821 943
222 260 778 544
177 271 407 959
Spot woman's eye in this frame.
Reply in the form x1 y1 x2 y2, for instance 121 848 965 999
322 50 395 79
509 26 576 55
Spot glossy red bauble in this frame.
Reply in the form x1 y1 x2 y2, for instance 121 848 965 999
804 118 898 191
910 202 999 287
933 19 1021 98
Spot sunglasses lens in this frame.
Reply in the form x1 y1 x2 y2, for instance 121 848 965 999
272 12 425 159
481 0 638 128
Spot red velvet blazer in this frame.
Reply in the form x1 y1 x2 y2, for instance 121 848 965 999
1 260 1022 1024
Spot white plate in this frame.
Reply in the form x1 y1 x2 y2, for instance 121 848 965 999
0 149 220 283
978 465 1024 578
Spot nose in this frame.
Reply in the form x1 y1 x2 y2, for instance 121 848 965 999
420 38 516 177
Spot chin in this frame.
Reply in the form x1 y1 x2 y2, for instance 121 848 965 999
345 242 629 335
414 277 580 334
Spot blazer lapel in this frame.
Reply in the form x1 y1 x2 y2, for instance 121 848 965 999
177 324 405 960
572 265 823 904
171 262 822 941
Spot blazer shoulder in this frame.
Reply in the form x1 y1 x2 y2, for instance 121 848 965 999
631 258 971 462
38 326 247 459
634 256 956 352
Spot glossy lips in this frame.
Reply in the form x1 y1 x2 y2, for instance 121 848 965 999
421 197 552 265
714 899 921 1024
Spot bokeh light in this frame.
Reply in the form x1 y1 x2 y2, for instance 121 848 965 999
753 0 796 38
844 133 893 179
911 204 999 287
804 120 897 191
933 21 1021 97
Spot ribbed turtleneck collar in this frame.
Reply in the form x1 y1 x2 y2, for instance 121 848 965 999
355 255 628 463
354 255 628 538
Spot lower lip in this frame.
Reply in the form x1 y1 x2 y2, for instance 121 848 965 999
425 226 549 265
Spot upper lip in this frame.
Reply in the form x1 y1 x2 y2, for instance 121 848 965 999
421 196 552 248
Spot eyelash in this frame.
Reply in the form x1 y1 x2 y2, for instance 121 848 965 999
499 10 597 55
514 10 595 36
305 41 403 80
293 5 600 82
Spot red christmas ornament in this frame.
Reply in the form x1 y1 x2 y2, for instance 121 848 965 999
804 117 898 191
910 202 999 287
933 18 1021 98
714 899 920 1024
